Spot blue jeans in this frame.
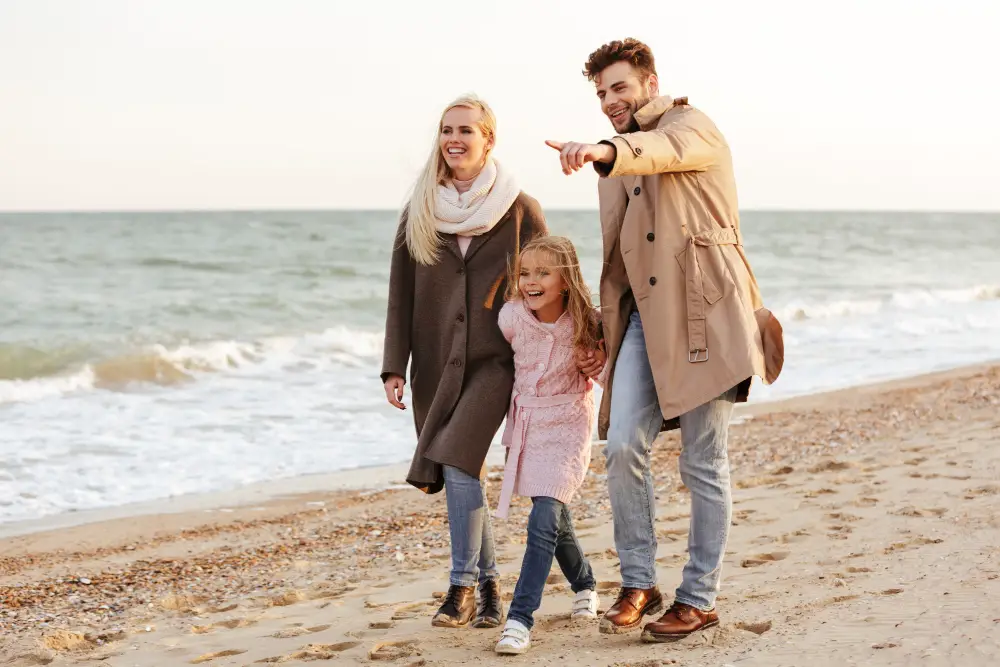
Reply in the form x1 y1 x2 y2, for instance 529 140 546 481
507 497 596 629
605 309 737 611
443 465 499 587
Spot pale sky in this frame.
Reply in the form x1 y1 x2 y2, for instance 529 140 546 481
1 0 997 212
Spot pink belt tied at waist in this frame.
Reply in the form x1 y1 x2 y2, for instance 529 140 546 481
494 390 585 519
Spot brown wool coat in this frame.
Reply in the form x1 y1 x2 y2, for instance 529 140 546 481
381 192 548 494
594 96 785 438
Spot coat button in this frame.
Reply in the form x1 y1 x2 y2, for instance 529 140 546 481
635 147 643 156
633 186 641 196
457 267 465 275
649 276 657 286
456 312 465 323
647 232 655 242
452 359 463 367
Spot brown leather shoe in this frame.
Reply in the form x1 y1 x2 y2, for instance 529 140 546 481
641 601 719 642
598 586 664 634
431 585 476 628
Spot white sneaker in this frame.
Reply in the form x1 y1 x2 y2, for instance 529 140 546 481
572 589 599 620
495 619 531 654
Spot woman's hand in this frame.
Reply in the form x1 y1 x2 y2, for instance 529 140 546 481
383 375 406 410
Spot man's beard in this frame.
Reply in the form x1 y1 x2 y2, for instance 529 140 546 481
616 97 649 133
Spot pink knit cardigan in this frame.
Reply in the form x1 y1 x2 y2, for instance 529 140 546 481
494 299 606 518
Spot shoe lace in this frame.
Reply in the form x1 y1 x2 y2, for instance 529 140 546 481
666 601 695 621
443 586 462 608
480 580 498 608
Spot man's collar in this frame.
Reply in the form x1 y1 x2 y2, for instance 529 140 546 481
634 95 688 131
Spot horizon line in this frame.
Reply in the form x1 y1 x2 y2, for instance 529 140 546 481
1 207 998 215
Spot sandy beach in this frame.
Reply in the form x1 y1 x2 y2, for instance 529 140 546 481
2 363 998 666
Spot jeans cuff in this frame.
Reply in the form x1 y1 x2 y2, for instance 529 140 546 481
621 580 657 590
507 612 533 630
450 576 477 588
673 591 714 612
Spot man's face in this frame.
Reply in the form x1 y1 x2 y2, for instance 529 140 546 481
595 61 658 134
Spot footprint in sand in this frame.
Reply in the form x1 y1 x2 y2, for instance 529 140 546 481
536 613 577 631
254 590 307 608
891 506 948 518
883 537 944 554
160 593 208 613
804 488 838 499
307 584 356 601
192 617 259 634
852 497 880 508
8 654 55 667
368 639 420 661
657 526 688 541
826 525 853 539
734 620 773 635
965 484 1000 499
777 529 811 544
826 512 862 522
392 600 438 620
740 552 790 568
270 624 332 639
190 649 247 664
256 642 362 663
809 460 855 474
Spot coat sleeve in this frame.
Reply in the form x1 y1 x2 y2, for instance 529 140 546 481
594 108 725 178
518 193 549 246
592 306 609 388
498 301 516 344
380 212 415 383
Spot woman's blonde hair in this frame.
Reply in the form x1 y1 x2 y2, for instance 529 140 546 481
404 95 497 265
505 236 601 350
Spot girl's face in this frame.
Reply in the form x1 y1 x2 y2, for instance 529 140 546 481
518 250 568 318
439 106 492 179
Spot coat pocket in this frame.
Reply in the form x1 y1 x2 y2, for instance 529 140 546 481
674 244 732 305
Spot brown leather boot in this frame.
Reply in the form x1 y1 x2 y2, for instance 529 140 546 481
471 579 503 628
431 585 476 628
641 601 719 642
598 586 664 634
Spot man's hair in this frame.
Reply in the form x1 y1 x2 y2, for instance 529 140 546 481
582 38 657 82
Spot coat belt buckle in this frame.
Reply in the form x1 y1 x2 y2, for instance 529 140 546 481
688 348 709 363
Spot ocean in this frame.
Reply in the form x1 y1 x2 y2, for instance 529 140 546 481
1 210 998 524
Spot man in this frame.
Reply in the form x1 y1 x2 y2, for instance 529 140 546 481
549 38 783 642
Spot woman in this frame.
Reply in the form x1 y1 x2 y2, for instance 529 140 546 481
381 96 548 629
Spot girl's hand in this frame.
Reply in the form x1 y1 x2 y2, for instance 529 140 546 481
576 342 607 379
384 375 406 410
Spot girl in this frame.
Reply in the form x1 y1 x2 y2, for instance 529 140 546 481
381 95 547 630
492 236 607 655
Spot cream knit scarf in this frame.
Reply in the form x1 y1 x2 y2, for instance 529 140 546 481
435 158 519 237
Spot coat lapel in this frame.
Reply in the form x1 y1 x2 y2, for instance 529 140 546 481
440 234 463 261
462 209 512 264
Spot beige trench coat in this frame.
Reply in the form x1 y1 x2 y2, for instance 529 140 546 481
594 96 784 438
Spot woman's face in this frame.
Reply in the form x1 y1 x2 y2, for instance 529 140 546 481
439 106 492 179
